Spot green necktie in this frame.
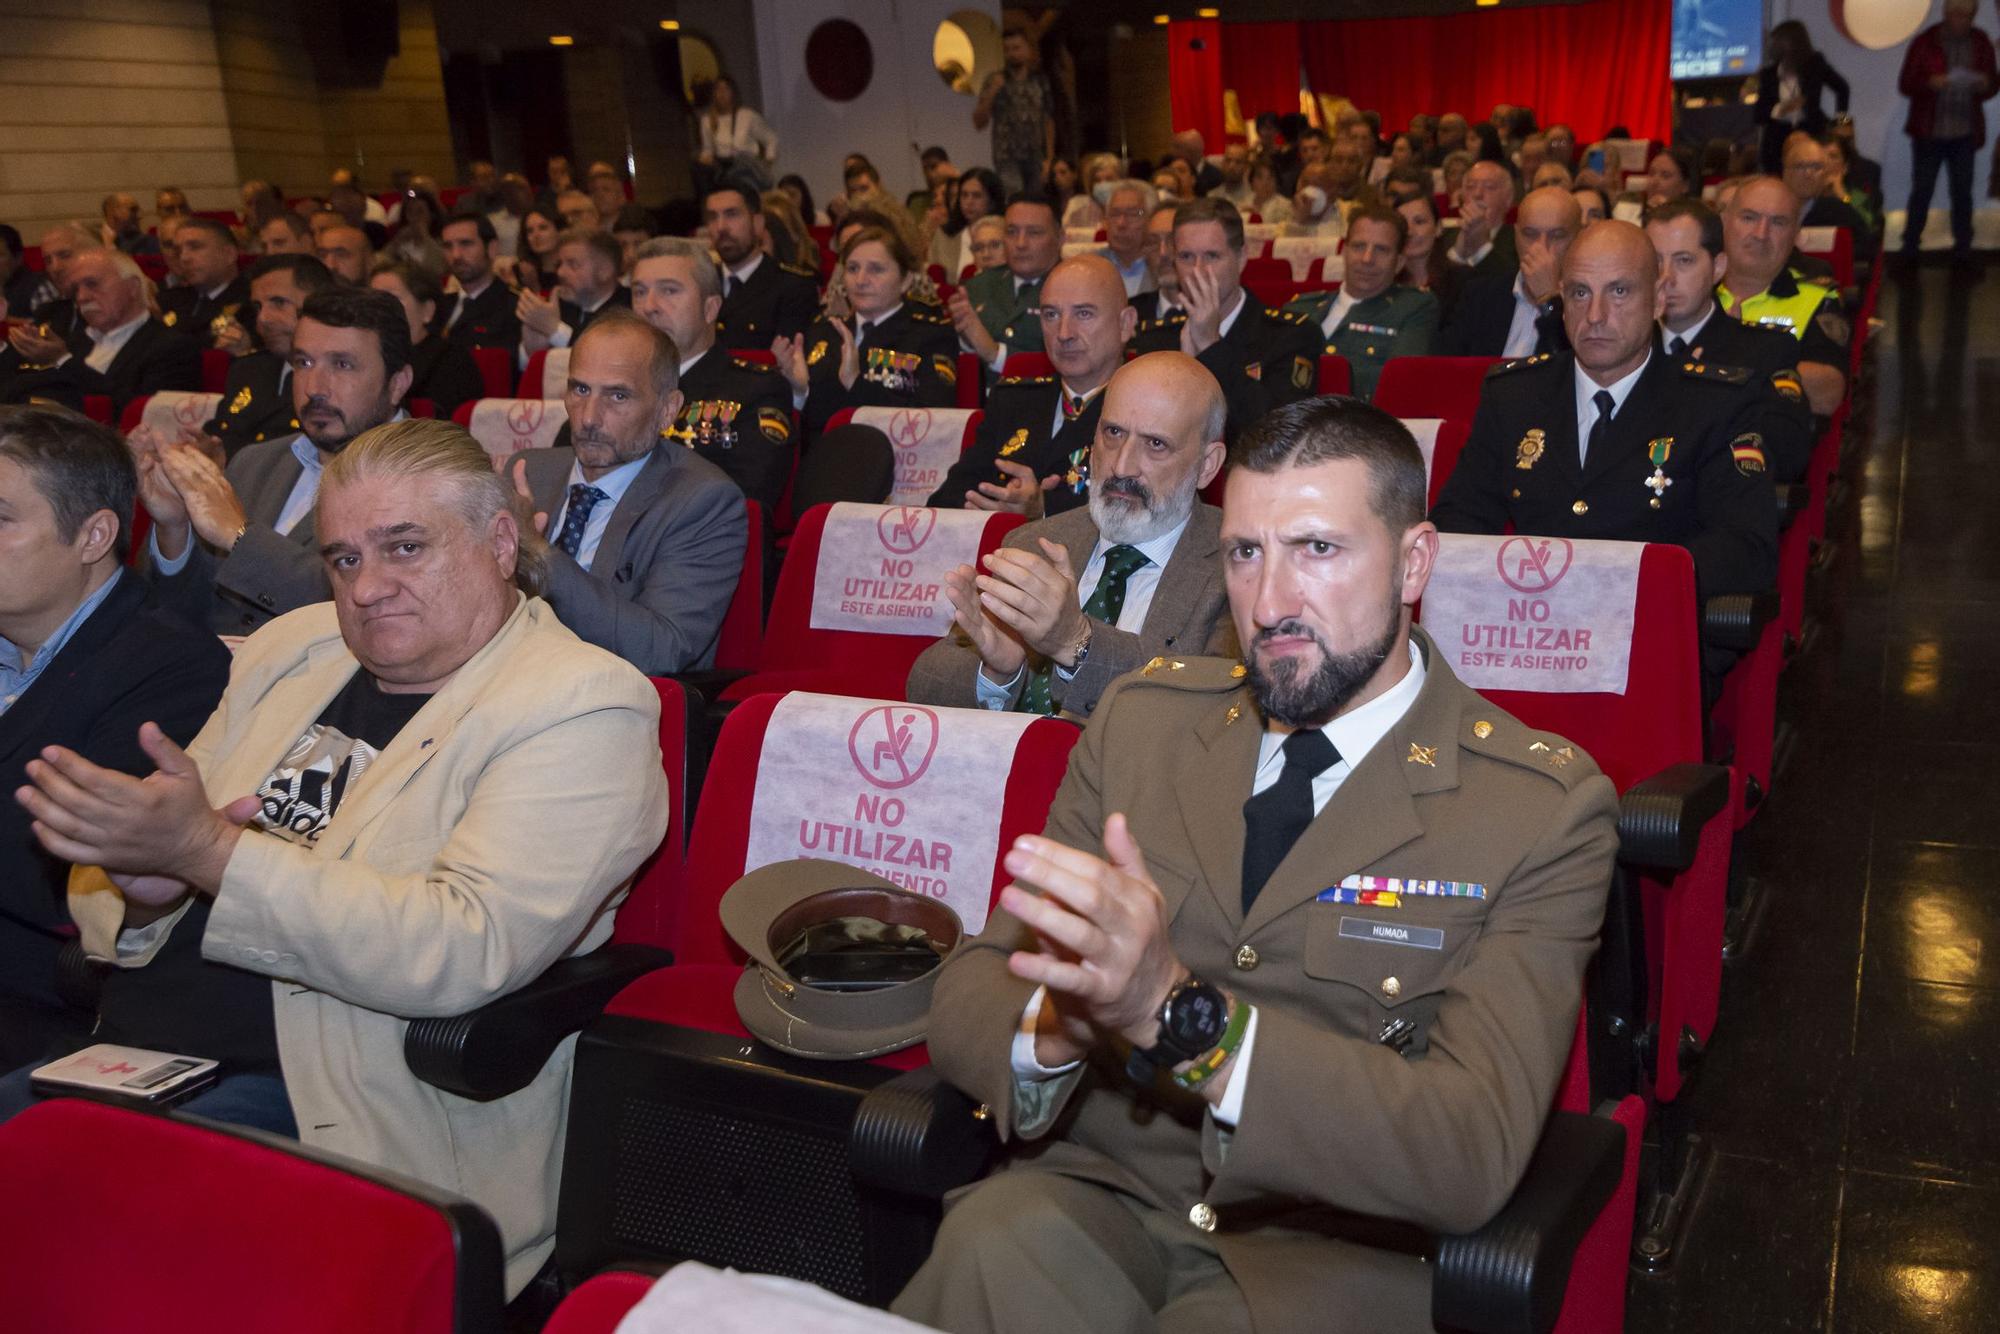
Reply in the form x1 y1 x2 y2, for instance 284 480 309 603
1014 544 1150 716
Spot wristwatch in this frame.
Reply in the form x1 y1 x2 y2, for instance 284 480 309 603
1124 975 1230 1085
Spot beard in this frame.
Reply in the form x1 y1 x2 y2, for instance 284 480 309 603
1246 583 1402 729
1089 471 1194 545
298 391 393 454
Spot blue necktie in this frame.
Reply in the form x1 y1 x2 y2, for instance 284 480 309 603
555 483 608 559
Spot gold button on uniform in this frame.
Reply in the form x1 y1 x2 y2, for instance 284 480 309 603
1234 944 1259 971
1572 500 1589 516
1473 720 1493 739
1381 976 1402 1000
1189 1202 1218 1232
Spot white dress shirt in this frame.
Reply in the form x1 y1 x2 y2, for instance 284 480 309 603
724 251 765 296
1661 305 1716 355
1317 286 1361 338
1573 351 1652 466
546 452 650 570
1501 274 1543 359
75 313 148 374
547 289 617 350
1012 640 1429 1128
974 513 1190 709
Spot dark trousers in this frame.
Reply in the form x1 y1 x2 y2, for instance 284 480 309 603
1904 136 1979 256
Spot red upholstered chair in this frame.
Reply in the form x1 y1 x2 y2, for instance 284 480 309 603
408 398 435 418
520 348 554 398
711 499 767 673
1242 257 1301 307
82 395 113 424
0 1098 503 1333
1001 350 1054 379
1423 417 1472 509
1795 225 1855 289
1317 353 1353 396
471 346 513 399
714 503 1025 703
611 678 698 948
555 692 1081 1303
199 347 230 393
1372 355 1502 429
954 351 982 409
118 396 151 433
543 1271 655 1333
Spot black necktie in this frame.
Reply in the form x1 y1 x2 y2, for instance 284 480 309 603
1668 334 1688 357
1240 729 1339 913
724 275 737 299
1583 389 1614 468
853 320 871 353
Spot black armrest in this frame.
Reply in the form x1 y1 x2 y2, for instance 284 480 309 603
1774 484 1807 529
405 943 671 1101
1701 591 1781 652
1615 762 1731 872
1431 1106 1628 1334
849 1065 996 1198
53 937 106 1012
665 669 752 703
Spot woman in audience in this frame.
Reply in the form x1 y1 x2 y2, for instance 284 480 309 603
368 263 483 420
1641 146 1699 208
928 165 1001 279
1441 150 1475 210
1046 155 1083 222
697 74 780 191
1394 190 1446 290
383 187 447 280
1573 185 1613 224
1822 137 1882 235
1469 121 1506 163
776 225 958 434
761 189 821 272
1064 152 1122 229
778 173 824 228
1756 19 1848 173
1248 155 1293 224
969 215 1008 272
509 205 564 292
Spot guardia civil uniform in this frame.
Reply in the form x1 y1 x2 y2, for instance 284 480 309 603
897 633 1619 1334
1281 284 1441 402
716 253 820 352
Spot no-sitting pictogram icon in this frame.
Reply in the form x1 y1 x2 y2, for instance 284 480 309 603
876 505 936 554
506 400 548 437
848 705 940 790
887 409 933 447
171 396 211 429
1496 537 1573 594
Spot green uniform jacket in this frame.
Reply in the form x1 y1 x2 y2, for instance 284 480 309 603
959 264 1047 354
1282 285 1441 402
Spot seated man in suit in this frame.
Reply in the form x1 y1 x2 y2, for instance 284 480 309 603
930 254 1133 516
517 228 631 370
0 249 200 414
12 225 97 351
1283 204 1440 402
437 211 523 353
10 418 667 1298
1432 221 1780 604
0 406 229 1070
1129 201 1182 323
315 223 373 285
706 185 819 352
949 195 1063 375
158 217 248 345
1647 200 1817 484
502 310 748 674
1783 135 1877 267
1442 160 1519 284
894 395 1619 1333
202 254 336 457
142 286 411 634
1131 197 1322 443
910 349 1233 718
1440 185 1579 359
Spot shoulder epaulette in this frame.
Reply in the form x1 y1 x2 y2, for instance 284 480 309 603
730 356 781 376
1265 307 1312 326
906 307 950 325
1127 655 1251 694
1459 710 1597 788
1487 352 1556 377
1680 360 1750 386
779 261 818 279
994 374 1055 389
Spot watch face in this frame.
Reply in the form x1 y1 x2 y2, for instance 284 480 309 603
1164 981 1228 1053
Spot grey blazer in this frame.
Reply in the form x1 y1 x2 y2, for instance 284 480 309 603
905 502 1236 717
150 433 329 635
519 442 748 674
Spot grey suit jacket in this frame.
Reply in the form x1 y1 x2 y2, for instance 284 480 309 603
905 502 1236 718
519 443 748 674
150 433 329 635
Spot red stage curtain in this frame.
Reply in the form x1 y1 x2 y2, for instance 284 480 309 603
1297 0 1670 142
1221 21 1305 133
1167 19 1226 149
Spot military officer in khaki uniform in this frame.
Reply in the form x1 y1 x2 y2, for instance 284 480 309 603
894 396 1620 1334
1281 204 1440 402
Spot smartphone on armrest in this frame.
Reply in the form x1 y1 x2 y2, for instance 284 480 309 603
31 1045 219 1108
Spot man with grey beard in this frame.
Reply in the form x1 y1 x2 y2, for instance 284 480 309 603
894 396 1620 1334
907 351 1236 718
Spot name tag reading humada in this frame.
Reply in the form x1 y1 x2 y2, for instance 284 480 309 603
808 503 990 636
742 693 1037 931
1419 534 1642 694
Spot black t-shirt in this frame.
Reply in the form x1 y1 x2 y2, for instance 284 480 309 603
97 672 432 1073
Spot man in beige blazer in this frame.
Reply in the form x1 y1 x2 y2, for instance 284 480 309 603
906 350 1236 718
13 420 668 1298
893 397 1620 1332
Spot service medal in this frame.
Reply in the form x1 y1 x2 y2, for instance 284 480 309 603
717 400 740 448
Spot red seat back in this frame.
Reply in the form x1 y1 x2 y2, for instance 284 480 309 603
1426 418 1471 508
521 348 553 398
955 351 982 409
1796 225 1855 288
1373 356 1500 429
1001 351 1055 380
544 1272 653 1333
0 1099 497 1334
470 347 512 399
672 692 1080 967
1317 354 1352 396
713 499 765 672
612 677 691 947
199 348 230 393
1242 257 1301 307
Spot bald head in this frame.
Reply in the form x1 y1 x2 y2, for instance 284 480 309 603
1516 185 1583 274
1560 221 1663 381
1092 351 1228 543
1041 255 1136 388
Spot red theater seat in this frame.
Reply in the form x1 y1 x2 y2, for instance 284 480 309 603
0 1098 503 1333
543 1271 654 1333
1372 355 1501 429
1001 350 1054 380
471 347 513 399
1318 353 1353 396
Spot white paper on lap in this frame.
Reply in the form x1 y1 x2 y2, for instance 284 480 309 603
1795 225 1838 254
851 406 979 506
808 502 990 637
1419 534 1643 695
138 391 223 439
466 398 567 458
535 346 571 398
614 1262 937 1334
743 692 1036 933
1397 418 1444 487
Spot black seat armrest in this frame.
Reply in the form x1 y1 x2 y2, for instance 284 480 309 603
1431 1106 1628 1334
1702 591 1781 652
665 669 752 703
849 1065 996 1198
1616 762 1732 872
1774 484 1807 528
54 937 107 1012
406 943 671 1101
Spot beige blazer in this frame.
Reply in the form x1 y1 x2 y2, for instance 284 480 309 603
72 595 668 1296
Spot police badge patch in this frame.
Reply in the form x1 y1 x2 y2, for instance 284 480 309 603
1515 429 1546 470
806 339 829 366
1731 432 1767 475
999 428 1030 458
